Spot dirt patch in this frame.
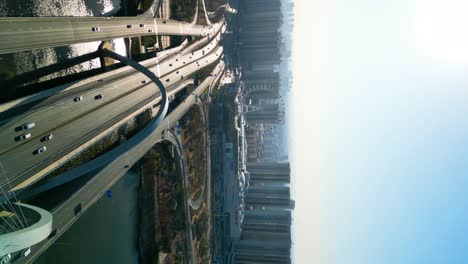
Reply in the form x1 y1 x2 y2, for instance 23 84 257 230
191 203 211 263
139 143 188 263
180 106 206 201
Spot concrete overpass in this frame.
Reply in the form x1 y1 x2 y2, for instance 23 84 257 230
0 0 222 55
0 203 52 260
0 27 225 194
13 61 225 264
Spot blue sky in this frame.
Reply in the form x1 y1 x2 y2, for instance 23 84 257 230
291 0 468 263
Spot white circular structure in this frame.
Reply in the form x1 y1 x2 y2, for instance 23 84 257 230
0 203 53 257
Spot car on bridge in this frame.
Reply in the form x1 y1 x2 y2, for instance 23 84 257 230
15 122 35 131
41 134 53 142
16 133 31 141
34 146 47 155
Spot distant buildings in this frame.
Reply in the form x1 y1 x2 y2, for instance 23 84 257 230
238 0 292 148
235 162 293 264
244 103 283 125
230 0 294 263
247 162 291 186
238 0 287 126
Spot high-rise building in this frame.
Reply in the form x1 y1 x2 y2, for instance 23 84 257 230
232 1 294 263
244 103 283 125
241 209 291 241
243 79 280 100
246 162 290 186
245 185 291 209
235 239 291 264
239 0 283 106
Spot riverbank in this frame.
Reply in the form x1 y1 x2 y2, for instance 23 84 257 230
138 143 189 263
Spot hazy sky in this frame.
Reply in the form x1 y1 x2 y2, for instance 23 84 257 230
291 0 468 263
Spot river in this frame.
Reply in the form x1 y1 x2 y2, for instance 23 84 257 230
34 171 140 264
0 0 128 98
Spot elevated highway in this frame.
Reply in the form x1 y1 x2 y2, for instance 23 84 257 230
16 61 225 264
0 28 225 193
0 22 223 116
0 8 223 54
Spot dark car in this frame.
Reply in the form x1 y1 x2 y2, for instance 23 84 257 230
41 134 53 142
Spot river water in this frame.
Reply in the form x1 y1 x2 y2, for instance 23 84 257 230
34 171 140 264
0 0 127 89
1 1 140 263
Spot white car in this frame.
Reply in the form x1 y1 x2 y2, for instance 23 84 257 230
17 133 31 141
22 247 31 257
73 96 83 102
0 254 11 264
16 122 35 131
92 27 101 32
35 146 47 155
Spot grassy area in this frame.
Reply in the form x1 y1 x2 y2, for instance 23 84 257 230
170 0 197 22
180 106 206 201
222 86 240 159
197 0 208 25
141 35 158 49
179 100 213 263
191 203 211 263
138 148 160 264
141 143 188 263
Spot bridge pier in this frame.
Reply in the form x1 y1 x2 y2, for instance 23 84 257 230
0 203 52 258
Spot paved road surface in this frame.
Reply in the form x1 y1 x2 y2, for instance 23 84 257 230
15 61 225 264
0 17 222 54
0 22 225 114
0 33 224 192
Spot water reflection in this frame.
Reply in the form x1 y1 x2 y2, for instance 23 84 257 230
34 171 140 264
0 0 126 87
0 0 122 17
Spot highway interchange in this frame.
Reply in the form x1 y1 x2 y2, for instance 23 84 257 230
0 1 225 262
19 61 226 264
0 24 225 193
